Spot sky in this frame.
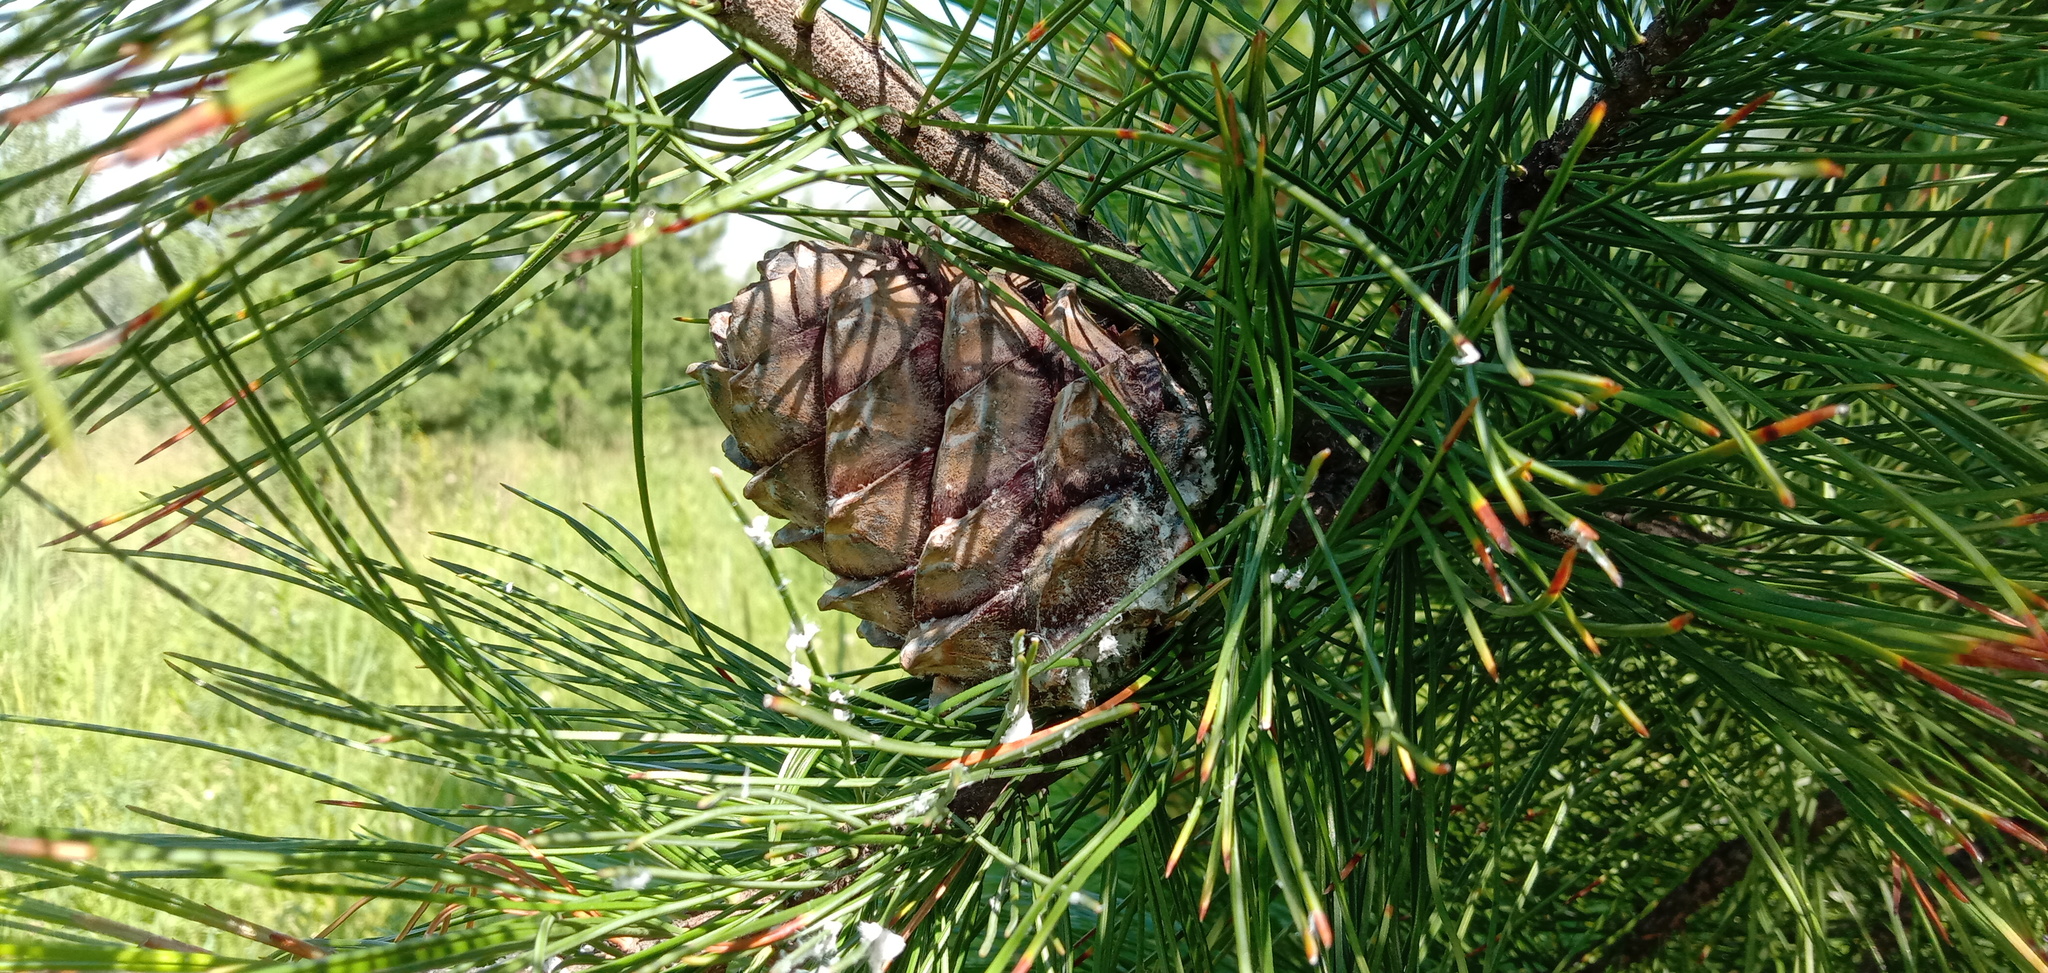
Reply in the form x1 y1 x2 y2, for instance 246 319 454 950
637 19 854 272
39 0 957 274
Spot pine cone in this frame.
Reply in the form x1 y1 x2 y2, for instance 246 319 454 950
689 235 1212 709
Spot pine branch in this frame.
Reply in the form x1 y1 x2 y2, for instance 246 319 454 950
1500 0 1744 233
1584 791 1846 971
712 0 1176 304
1329 0 1750 518
946 726 1110 820
1587 788 2042 971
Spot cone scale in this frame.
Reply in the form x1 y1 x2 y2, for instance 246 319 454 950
690 235 1211 708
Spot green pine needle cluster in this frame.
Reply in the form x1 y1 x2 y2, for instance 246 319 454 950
3 0 2048 970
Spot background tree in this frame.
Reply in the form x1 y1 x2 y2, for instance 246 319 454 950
287 137 731 445
2 0 2047 971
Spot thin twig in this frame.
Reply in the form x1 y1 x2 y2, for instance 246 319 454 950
1583 791 1845 971
1500 0 1744 233
1319 1 1749 510
711 0 1176 304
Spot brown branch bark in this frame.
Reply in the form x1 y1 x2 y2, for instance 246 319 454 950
1322 1 1750 522
1499 0 1743 236
1585 788 2043 972
946 725 1109 820
1582 791 1847 972
710 0 1176 305
703 2 1178 825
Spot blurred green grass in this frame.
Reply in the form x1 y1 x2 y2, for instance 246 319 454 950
0 417 850 944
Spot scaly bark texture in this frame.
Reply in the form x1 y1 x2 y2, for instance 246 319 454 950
690 235 1211 708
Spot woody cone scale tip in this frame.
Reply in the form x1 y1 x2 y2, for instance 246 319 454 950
689 235 1212 709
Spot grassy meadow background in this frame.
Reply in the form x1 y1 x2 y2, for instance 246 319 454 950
0 415 852 942
0 126 866 939
0 81 872 947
